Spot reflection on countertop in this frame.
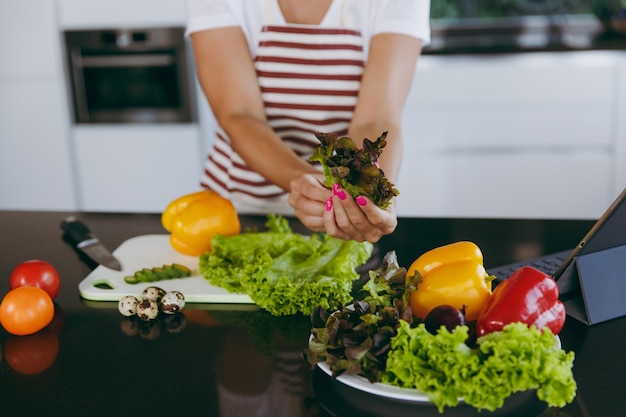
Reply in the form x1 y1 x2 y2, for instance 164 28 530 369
424 14 625 54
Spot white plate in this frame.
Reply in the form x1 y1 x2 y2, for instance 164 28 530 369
317 362 434 403
316 335 561 403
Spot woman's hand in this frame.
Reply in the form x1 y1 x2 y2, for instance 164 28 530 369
289 176 397 242
288 174 331 233
323 183 397 243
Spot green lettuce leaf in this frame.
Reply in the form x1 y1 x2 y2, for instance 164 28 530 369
381 321 577 413
199 215 373 316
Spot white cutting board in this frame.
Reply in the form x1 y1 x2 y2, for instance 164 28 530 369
78 234 254 304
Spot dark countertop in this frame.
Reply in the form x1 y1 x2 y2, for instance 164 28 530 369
0 210 624 417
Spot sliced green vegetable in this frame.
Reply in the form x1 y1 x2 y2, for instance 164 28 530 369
124 263 191 285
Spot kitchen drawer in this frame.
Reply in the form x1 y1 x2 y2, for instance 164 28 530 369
394 151 614 219
72 125 203 212
403 103 614 151
411 51 617 105
402 104 612 150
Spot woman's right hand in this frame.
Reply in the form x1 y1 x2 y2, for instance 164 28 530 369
288 174 331 233
289 175 398 242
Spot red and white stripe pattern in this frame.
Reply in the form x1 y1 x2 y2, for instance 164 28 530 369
201 23 364 210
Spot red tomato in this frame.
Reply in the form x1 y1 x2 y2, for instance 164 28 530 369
4 329 59 375
0 287 55 336
10 260 61 300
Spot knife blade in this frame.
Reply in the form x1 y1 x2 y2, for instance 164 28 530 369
61 216 122 271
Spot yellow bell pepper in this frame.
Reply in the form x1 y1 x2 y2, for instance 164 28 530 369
407 241 483 278
406 241 493 321
161 190 240 256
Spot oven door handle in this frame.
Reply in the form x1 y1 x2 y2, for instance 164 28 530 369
80 54 175 68
70 47 91 123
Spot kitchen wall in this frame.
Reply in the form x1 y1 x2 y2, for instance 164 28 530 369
1 0 624 219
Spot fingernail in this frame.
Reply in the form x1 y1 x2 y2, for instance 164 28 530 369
356 196 367 207
325 197 333 212
336 189 347 200
332 183 339 194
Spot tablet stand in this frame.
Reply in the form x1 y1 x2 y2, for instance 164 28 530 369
557 244 626 325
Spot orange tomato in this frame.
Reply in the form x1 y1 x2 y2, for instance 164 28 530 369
0 286 55 336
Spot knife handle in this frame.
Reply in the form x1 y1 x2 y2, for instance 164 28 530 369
61 216 95 246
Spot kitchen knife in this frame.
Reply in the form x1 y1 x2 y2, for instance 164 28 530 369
61 216 122 271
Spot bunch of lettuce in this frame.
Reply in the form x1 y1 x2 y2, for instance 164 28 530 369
305 251 410 382
382 321 577 413
309 131 399 209
305 300 403 383
357 250 416 322
199 215 373 316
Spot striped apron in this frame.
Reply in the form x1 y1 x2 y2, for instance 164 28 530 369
200 0 365 214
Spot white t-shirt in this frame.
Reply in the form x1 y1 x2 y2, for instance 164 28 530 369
185 0 431 60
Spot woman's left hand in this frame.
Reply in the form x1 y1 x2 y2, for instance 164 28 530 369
323 183 397 243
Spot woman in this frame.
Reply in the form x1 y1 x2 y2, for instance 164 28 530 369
186 0 430 242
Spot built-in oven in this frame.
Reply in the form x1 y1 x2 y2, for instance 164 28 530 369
64 27 196 124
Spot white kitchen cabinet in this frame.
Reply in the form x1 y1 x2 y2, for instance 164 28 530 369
395 50 625 219
0 0 76 210
72 125 204 212
0 0 58 78
0 82 76 210
57 0 187 29
55 0 205 213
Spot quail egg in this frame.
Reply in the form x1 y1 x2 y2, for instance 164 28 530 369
136 299 159 321
160 291 186 314
142 286 166 302
118 295 139 317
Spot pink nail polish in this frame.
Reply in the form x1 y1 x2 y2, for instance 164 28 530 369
336 189 347 200
356 196 367 207
332 183 339 194
325 198 333 211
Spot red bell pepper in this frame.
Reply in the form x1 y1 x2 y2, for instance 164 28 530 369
476 266 566 337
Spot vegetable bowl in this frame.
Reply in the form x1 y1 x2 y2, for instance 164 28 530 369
304 249 577 414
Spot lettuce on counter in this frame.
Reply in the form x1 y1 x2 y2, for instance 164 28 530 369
199 215 373 316
382 321 577 412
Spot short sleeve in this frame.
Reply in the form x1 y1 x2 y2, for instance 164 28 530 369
372 0 431 45
185 0 241 37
